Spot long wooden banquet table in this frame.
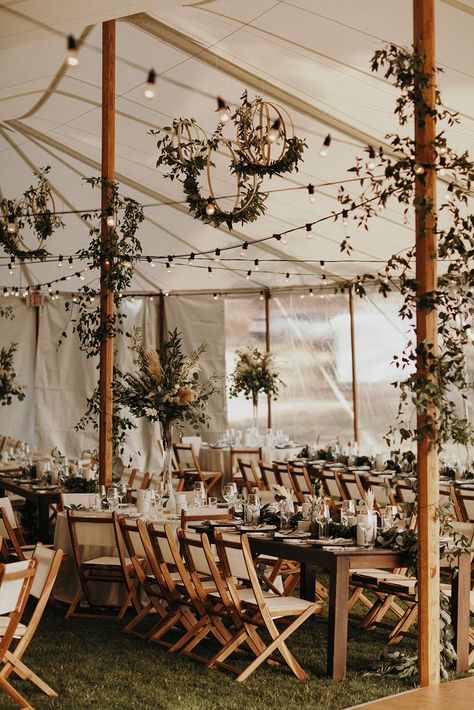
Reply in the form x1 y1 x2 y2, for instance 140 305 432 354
248 536 472 682
0 476 59 543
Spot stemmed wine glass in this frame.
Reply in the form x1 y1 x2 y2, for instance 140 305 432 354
317 500 331 539
223 482 237 507
193 481 206 507
106 486 119 511
246 492 260 527
340 499 356 526
117 482 128 508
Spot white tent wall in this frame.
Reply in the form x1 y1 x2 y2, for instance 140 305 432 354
0 299 36 444
165 293 227 442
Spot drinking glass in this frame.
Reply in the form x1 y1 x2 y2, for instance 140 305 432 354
246 493 260 527
360 514 374 548
193 481 206 507
279 499 291 530
382 505 397 530
223 483 237 506
106 486 119 511
117 482 128 507
233 494 243 513
340 499 356 526
317 502 331 539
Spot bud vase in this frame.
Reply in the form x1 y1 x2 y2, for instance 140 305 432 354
161 423 176 514
252 392 259 433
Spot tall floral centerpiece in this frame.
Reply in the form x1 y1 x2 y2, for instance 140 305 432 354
229 347 284 432
118 329 217 513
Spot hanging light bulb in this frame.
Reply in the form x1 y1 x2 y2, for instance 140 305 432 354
205 199 216 216
6 214 16 234
281 236 288 245
55 290 60 300
80 273 85 281
254 259 259 271
68 257 73 269
166 262 171 273
439 145 447 155
307 184 316 203
305 223 313 239
105 208 115 228
259 290 264 301
3 288 8 298
67 35 79 66
188 252 195 265
246 270 252 280
320 260 325 272
414 162 425 175
273 233 282 242
72 296 78 303
285 272 290 282
439 156 447 176
216 96 230 123
213 293 218 300
367 145 376 170
240 241 248 257
214 248 221 262
48 284 53 294
309 288 314 297
168 256 174 268
320 133 331 157
14 287 19 298
267 118 281 143
208 266 213 278
144 69 156 99
342 209 349 227
300 292 305 299
8 263 13 275
58 255 63 267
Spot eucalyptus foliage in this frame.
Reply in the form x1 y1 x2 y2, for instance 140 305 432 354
0 343 25 406
228 347 284 401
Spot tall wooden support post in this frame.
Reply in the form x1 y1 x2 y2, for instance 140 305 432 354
348 287 359 444
264 290 272 429
99 20 116 487
414 0 439 687
158 292 165 347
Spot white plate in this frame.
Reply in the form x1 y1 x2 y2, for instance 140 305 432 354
237 524 276 533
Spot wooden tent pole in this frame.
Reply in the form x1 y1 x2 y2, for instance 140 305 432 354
264 290 272 429
98 20 115 487
158 292 165 347
348 287 359 443
413 0 439 687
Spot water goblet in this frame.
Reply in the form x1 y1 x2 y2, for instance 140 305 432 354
117 482 128 508
246 492 260 527
106 486 119 511
340 499 356 526
223 483 237 507
193 481 206 507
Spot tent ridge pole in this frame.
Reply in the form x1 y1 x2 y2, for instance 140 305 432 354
264 289 272 430
413 0 439 687
99 19 115 487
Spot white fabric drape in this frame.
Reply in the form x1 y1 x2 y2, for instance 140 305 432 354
165 294 227 441
0 299 36 444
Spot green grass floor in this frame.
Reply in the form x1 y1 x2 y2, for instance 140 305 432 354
0 600 423 710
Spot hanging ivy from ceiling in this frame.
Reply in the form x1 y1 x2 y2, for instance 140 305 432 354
0 167 63 260
152 93 306 230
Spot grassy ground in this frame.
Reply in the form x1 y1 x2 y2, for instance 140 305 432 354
0 601 421 710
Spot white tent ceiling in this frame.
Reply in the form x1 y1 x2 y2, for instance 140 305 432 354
0 0 473 295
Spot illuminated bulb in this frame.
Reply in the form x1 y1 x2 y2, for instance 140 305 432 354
246 270 252 280
144 69 156 100
267 118 281 143
69 257 73 269
205 199 216 216
208 266 213 278
281 236 288 245
254 259 259 271
367 145 376 170
188 252 195 265
8 264 13 275
72 296 77 303
58 255 63 267
6 215 16 234
55 290 59 300
14 288 19 298
439 145 447 155
307 184 316 203
320 133 331 157
80 274 85 281
414 162 425 175
240 241 248 257
216 96 230 124
285 272 290 282
89 295 95 303
48 284 53 294
168 256 174 268
309 288 314 297
320 260 325 271
164 291 170 297
305 223 313 239
342 209 349 226
3 288 8 297
214 248 221 262
67 35 79 66
106 211 115 228
259 291 264 301
213 293 218 300
166 262 171 273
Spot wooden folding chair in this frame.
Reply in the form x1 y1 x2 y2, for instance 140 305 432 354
173 444 222 494
452 486 474 522
58 492 96 512
0 499 38 563
336 471 367 502
313 469 342 511
359 476 398 510
237 459 262 492
258 461 281 489
66 511 139 619
289 465 313 505
0 545 63 699
272 462 293 491
180 508 233 529
230 448 262 489
0 558 37 709
211 530 318 681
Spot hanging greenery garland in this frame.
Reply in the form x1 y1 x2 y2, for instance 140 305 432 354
152 119 268 230
231 91 307 178
0 167 63 260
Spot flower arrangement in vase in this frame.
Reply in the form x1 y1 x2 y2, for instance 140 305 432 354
229 347 284 432
117 328 218 512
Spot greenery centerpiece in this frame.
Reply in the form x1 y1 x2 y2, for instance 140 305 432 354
117 329 218 512
0 343 25 407
229 347 284 432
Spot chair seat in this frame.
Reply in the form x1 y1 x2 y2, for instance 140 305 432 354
351 569 404 585
378 576 417 595
0 617 26 637
83 556 129 567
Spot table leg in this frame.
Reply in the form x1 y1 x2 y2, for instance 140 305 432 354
37 496 51 543
300 562 317 602
327 556 350 681
451 552 470 673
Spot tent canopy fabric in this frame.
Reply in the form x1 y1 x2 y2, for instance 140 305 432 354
0 0 473 295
